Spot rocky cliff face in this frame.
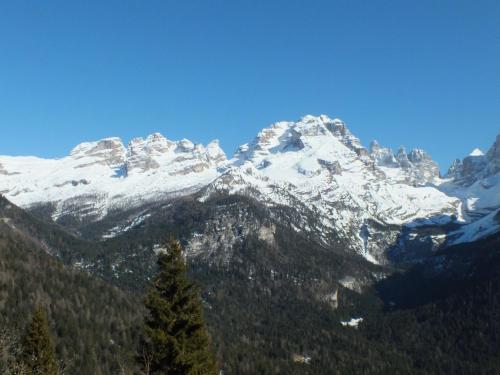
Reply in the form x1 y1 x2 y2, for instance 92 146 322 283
445 136 500 186
438 136 500 246
369 140 398 168
125 133 226 175
369 142 440 185
486 135 500 176
70 137 127 169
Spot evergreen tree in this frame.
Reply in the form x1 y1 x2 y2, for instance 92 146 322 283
140 240 217 375
21 306 59 375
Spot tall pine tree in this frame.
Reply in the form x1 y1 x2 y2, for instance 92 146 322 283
140 240 217 375
21 306 59 375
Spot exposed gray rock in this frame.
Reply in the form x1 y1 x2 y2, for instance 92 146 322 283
125 133 227 175
369 142 439 185
445 134 499 186
186 205 275 265
486 134 500 176
407 148 440 182
318 159 342 175
445 158 463 180
460 154 488 185
369 140 399 168
70 137 126 168
396 147 412 169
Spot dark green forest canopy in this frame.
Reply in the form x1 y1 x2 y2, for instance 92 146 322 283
0 195 499 374
0 219 142 375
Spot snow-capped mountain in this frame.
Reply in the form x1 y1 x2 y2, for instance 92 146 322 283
445 136 500 187
0 115 498 264
205 115 460 263
440 134 500 245
0 133 227 220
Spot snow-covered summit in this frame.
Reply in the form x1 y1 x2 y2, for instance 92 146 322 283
234 115 364 167
70 137 127 169
208 115 460 263
234 115 369 165
470 148 484 157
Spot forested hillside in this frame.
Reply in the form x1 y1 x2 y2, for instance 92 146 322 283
1 195 500 374
0 219 142 374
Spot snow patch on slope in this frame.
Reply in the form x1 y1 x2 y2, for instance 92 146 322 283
448 208 500 245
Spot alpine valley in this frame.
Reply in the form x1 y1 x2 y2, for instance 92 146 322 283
1 115 499 374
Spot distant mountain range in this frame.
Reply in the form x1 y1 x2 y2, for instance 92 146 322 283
1 115 498 264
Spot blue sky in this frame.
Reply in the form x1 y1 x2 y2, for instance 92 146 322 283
0 0 498 171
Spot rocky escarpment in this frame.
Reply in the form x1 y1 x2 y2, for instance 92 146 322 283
70 137 126 169
126 133 226 175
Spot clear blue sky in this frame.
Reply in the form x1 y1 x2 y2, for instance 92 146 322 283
0 0 498 171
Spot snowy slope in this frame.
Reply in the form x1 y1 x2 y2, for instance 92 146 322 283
439 134 500 245
447 208 500 245
0 133 227 220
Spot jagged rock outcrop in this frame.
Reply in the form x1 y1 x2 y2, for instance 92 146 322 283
438 134 500 245
125 133 225 176
445 150 488 186
369 140 398 168
445 135 500 187
369 142 439 185
70 137 126 169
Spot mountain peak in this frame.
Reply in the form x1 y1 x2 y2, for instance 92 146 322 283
445 134 499 186
369 140 398 167
69 137 126 168
470 148 484 157
233 114 364 166
369 140 381 153
70 137 124 157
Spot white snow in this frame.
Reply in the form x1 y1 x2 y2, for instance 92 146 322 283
341 317 363 328
101 213 152 239
469 148 484 156
448 208 500 245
